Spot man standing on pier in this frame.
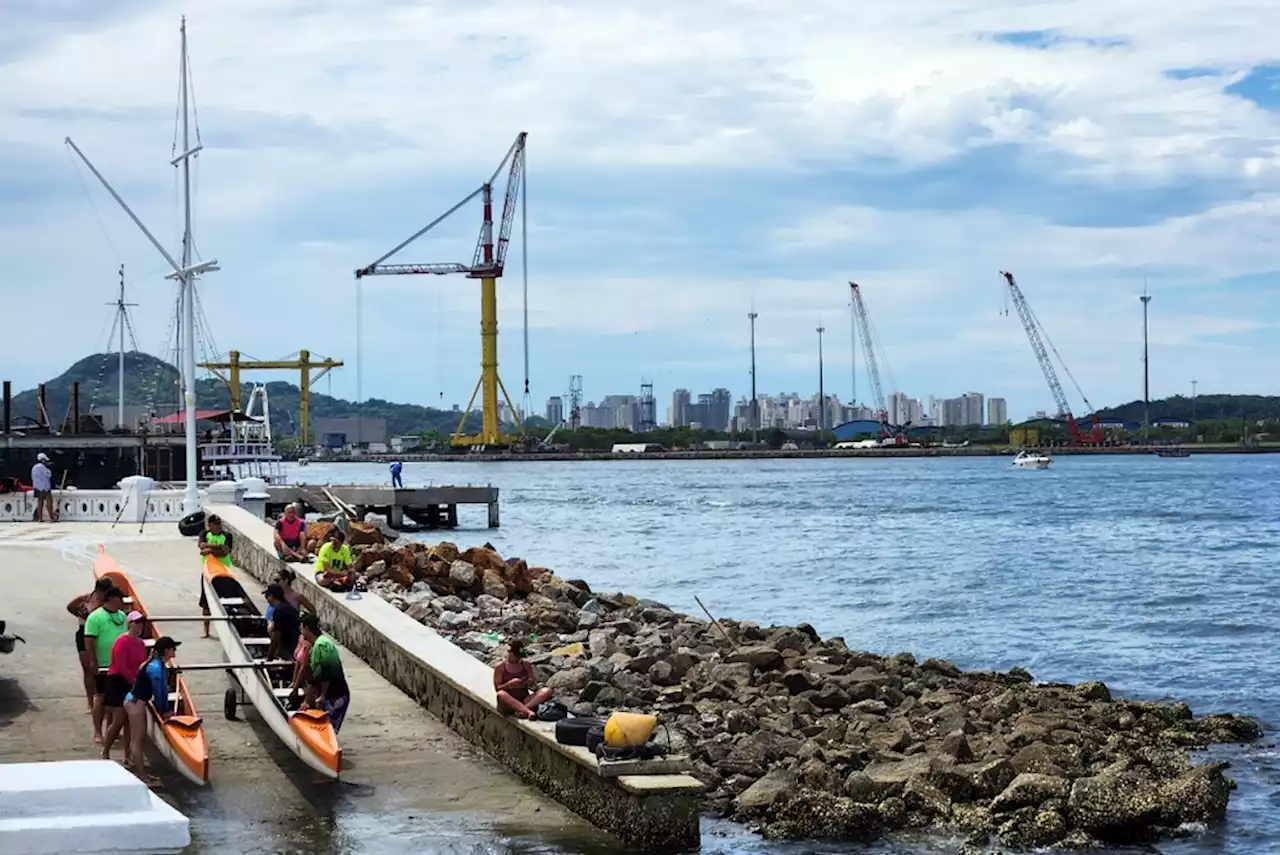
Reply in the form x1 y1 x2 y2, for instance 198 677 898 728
390 460 404 489
83 586 127 744
30 452 56 522
197 514 234 638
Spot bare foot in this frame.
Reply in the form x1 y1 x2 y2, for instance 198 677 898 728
100 747 110 760
92 734 104 745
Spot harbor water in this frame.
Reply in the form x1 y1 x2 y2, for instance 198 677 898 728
285 454 1280 854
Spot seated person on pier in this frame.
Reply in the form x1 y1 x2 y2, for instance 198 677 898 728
273 504 310 562
314 529 359 592
494 639 554 719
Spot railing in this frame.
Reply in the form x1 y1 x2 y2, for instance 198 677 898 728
199 441 281 460
0 488 194 523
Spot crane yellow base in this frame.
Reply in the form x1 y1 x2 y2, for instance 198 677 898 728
450 275 523 448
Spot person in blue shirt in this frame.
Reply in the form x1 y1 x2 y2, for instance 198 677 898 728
389 461 403 489
123 635 180 784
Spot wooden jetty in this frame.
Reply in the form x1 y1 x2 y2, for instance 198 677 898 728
266 484 499 529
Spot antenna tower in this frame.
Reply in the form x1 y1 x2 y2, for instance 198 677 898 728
568 375 583 430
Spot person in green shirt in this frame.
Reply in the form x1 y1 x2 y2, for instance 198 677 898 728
313 530 358 593
83 587 128 745
196 514 234 638
300 613 351 733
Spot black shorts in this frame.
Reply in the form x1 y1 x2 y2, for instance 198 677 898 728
199 586 208 610
104 674 130 708
94 672 108 695
75 626 85 654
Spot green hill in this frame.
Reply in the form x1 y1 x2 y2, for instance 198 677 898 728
1093 394 1280 423
5 352 512 438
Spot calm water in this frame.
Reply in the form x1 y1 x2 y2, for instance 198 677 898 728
293 454 1280 854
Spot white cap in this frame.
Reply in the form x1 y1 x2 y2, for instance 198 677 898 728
36 453 49 462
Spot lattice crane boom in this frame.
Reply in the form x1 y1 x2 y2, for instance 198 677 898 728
1000 271 1071 419
352 132 530 448
849 282 887 419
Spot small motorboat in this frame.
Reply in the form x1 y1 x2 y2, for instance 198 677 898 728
1012 450 1052 469
202 555 341 778
1154 448 1191 458
94 546 209 785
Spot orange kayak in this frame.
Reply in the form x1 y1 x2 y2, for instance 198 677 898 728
202 555 341 777
94 545 210 785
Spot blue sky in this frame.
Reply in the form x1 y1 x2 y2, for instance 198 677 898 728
3 1 1280 422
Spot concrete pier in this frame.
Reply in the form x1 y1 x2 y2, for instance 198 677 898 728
0 523 612 853
267 484 499 530
211 504 705 851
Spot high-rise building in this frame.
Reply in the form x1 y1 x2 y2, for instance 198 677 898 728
987 397 1008 426
671 389 691 427
709 388 732 431
545 396 564 426
962 392 985 426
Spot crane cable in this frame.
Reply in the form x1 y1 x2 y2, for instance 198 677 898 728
521 147 531 409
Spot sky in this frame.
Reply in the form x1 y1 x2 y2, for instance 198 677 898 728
3 1 1280 423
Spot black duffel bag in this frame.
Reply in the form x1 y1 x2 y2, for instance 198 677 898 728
555 715 605 747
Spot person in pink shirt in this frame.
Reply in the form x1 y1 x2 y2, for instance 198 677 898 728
101 611 147 761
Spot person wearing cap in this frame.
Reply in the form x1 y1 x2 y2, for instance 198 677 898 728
299 613 351 733
101 611 148 761
197 514 234 638
30 452 56 522
83 587 128 744
123 636 181 785
263 584 301 663
67 577 114 713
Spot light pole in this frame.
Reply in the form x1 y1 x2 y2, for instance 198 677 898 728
1140 288 1151 444
817 324 826 436
1191 378 1197 422
748 311 759 445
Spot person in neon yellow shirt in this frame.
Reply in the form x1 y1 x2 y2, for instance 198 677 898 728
314 529 358 592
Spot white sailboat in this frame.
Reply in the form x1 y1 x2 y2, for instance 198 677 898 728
66 16 216 514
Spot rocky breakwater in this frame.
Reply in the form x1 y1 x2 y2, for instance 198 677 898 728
348 537 1262 850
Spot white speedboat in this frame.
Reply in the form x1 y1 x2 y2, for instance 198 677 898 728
1012 450 1052 469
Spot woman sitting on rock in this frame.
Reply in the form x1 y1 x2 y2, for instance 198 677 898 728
493 639 554 719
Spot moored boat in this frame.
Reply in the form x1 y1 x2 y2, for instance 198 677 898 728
201 555 341 777
93 546 209 785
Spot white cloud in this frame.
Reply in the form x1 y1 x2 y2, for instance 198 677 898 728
3 0 1280 419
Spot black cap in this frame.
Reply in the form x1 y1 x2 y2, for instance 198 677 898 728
154 636 182 653
263 583 285 601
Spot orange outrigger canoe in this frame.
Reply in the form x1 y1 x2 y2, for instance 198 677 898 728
201 555 341 777
94 545 209 785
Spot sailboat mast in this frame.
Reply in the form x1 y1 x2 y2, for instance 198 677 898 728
178 17 200 514
118 266 126 431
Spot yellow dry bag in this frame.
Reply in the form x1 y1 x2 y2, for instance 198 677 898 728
603 711 657 748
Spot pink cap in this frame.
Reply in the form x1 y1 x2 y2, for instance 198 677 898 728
126 610 145 623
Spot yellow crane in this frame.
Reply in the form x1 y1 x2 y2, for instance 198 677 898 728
355 132 528 449
198 350 343 446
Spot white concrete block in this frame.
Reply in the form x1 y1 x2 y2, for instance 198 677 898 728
0 761 190 855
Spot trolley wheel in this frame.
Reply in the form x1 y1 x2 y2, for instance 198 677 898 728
223 687 238 721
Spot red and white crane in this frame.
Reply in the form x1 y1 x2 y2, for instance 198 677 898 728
999 271 1104 445
849 282 907 442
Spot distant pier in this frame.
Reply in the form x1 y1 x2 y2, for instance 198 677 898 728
267 484 500 529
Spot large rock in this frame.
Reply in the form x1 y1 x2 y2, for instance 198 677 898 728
727 646 785 672
1068 771 1164 841
709 662 754 690
761 790 881 841
481 568 508 600
733 768 794 815
1155 760 1232 826
346 520 384 547
544 667 590 693
991 773 1069 813
448 560 478 590
461 545 505 572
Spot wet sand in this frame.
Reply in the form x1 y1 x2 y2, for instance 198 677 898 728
0 523 622 855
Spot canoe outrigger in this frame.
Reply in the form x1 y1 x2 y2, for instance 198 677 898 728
93 546 210 785
201 555 341 777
